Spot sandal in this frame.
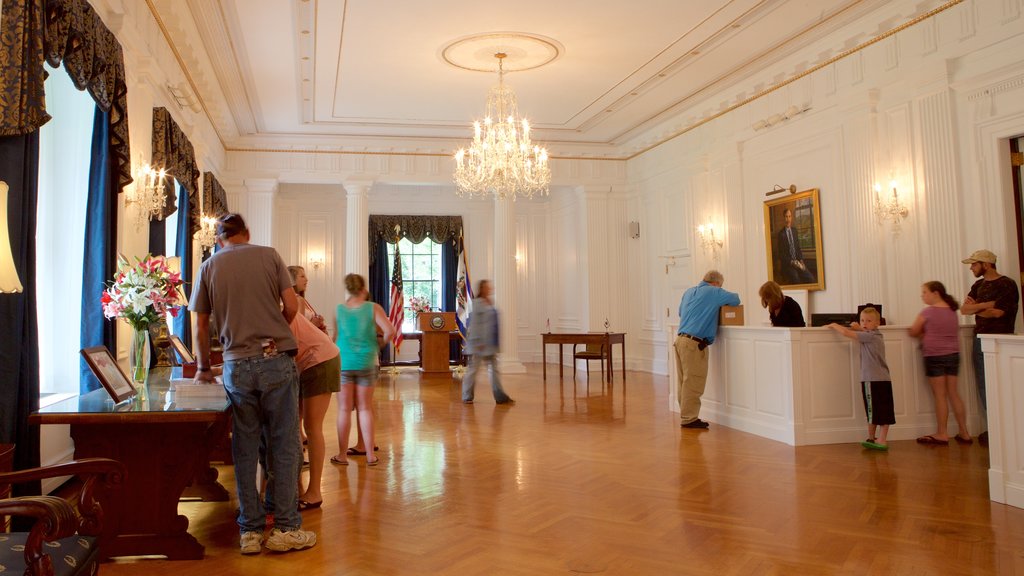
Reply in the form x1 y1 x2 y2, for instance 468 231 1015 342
366 457 380 467
329 455 348 466
346 445 380 456
297 499 322 511
916 435 950 445
954 434 973 445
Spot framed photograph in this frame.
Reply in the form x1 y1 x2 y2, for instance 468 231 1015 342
168 334 195 365
764 188 825 291
80 346 136 402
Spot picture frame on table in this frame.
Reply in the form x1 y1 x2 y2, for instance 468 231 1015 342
168 334 195 365
80 346 136 403
764 187 825 291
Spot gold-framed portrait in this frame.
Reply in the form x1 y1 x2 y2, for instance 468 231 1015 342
764 188 825 291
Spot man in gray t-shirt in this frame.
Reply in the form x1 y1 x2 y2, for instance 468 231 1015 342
188 213 316 555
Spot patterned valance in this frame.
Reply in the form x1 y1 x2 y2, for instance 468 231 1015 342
201 172 229 218
0 0 132 190
368 215 464 264
152 107 200 221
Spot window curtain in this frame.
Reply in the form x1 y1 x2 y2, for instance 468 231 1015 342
151 107 199 225
368 239 391 365
79 105 116 393
173 184 192 350
0 131 42 492
201 172 229 217
0 0 133 190
367 215 463 265
440 240 459 362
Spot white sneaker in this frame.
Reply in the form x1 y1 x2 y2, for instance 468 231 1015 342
265 528 317 552
240 531 263 555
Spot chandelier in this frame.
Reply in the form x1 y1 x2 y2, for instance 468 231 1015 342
873 180 909 234
127 164 168 231
453 53 550 201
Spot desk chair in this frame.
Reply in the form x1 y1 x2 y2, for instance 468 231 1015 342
573 342 609 382
0 445 123 576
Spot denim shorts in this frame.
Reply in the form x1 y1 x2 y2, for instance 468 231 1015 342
923 352 959 377
341 368 377 388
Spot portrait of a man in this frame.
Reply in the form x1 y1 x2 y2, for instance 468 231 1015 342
764 188 824 290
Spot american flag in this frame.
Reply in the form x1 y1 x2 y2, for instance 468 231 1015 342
388 244 404 352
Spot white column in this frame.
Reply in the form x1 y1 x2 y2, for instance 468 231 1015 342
243 178 278 247
494 197 525 373
344 181 372 278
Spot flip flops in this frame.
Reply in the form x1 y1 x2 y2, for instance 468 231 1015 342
345 445 380 456
297 499 322 511
954 435 973 445
329 455 348 466
366 457 380 467
916 435 950 445
860 440 889 451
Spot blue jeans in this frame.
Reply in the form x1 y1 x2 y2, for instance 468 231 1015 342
223 353 303 534
462 354 511 403
972 336 986 411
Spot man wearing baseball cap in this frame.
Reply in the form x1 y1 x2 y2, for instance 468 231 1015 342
960 249 1019 443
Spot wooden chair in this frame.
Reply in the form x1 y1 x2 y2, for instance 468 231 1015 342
573 341 609 382
0 445 123 576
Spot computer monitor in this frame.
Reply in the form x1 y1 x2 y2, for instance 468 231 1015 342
810 313 858 328
857 303 885 325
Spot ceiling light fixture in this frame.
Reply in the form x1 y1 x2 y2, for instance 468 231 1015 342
453 52 550 201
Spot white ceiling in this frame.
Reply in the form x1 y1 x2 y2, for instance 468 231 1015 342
155 0 884 158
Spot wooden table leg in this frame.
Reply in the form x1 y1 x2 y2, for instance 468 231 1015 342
543 340 547 380
559 344 564 379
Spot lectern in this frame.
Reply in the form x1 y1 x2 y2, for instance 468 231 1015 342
417 312 457 375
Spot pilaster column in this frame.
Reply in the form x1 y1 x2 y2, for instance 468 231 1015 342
577 185 613 331
494 197 525 373
344 181 373 278
243 178 279 246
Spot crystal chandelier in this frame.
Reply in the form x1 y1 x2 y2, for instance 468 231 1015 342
127 164 167 231
453 53 550 201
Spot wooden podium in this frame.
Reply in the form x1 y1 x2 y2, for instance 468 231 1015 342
417 312 457 375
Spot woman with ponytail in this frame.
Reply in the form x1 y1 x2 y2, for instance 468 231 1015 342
909 281 971 445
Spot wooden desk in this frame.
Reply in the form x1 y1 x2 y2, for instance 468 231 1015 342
542 332 626 381
30 369 230 560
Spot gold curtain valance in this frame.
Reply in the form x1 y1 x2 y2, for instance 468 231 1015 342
368 215 463 265
0 0 132 190
201 172 229 218
151 107 200 222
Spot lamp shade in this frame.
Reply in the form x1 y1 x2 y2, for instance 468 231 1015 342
0 181 24 294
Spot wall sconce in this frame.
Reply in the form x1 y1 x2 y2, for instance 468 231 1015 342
628 220 641 239
127 163 168 231
194 215 218 252
0 180 24 293
696 222 724 259
873 180 909 234
308 253 325 271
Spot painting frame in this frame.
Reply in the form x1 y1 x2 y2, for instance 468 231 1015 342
80 346 137 403
168 334 195 365
764 188 825 291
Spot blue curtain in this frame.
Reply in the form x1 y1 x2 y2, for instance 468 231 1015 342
369 239 391 364
0 132 42 488
440 239 459 362
79 107 117 393
173 183 192 350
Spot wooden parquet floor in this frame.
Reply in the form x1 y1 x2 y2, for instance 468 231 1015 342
105 366 1024 575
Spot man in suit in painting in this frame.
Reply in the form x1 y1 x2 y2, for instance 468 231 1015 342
775 207 816 285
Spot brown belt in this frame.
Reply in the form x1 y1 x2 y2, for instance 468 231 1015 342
679 333 710 349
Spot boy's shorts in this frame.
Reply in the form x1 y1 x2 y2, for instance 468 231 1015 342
861 381 895 425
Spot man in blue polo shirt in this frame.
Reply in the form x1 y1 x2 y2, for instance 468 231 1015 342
675 270 741 429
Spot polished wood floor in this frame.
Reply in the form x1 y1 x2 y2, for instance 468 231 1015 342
106 366 1024 576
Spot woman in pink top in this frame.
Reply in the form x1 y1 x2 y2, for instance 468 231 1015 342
288 268 341 509
909 281 971 445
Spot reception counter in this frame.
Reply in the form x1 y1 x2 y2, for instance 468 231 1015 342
666 325 983 446
980 334 1024 509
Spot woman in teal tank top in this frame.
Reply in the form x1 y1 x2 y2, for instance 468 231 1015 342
332 274 395 467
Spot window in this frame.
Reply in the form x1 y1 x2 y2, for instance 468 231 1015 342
387 238 441 333
36 65 94 396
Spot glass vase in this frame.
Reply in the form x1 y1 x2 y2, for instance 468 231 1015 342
128 326 151 399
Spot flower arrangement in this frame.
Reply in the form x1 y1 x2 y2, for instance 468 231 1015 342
408 296 432 318
101 254 184 331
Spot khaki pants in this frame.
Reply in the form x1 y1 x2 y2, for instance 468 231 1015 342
674 335 708 424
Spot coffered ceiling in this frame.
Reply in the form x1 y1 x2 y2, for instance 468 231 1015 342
149 0 886 158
